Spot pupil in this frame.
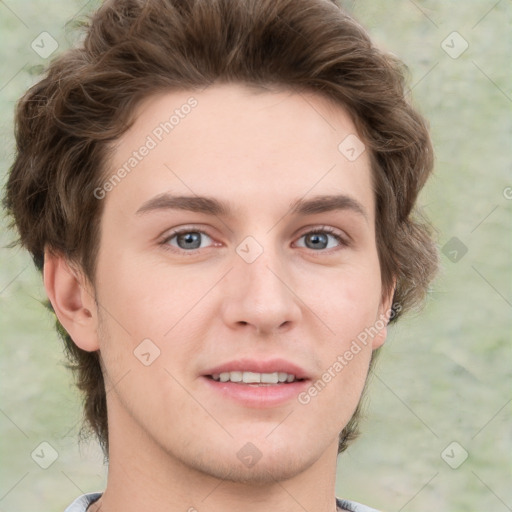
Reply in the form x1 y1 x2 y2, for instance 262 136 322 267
178 232 201 249
306 233 327 250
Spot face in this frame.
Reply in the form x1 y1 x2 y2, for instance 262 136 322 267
89 83 392 482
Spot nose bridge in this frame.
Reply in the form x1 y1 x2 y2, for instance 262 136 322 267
221 236 301 334
241 248 285 302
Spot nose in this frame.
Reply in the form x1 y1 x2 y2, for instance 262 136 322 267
219 244 302 336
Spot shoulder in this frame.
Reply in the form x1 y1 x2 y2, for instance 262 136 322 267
337 497 383 512
64 492 103 512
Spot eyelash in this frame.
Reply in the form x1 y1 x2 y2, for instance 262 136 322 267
160 225 349 255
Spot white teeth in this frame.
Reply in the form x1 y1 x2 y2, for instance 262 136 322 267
229 371 243 382
261 372 278 384
243 371 260 383
210 371 298 384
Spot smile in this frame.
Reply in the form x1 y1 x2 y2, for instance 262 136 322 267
209 371 300 384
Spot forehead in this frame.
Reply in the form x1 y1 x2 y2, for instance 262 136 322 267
104 83 374 221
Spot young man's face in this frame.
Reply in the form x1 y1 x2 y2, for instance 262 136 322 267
82 84 391 482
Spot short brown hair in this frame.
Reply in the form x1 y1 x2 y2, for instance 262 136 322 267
3 0 438 457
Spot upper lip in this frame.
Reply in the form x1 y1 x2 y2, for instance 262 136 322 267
203 358 310 380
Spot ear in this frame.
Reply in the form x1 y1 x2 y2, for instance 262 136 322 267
43 248 100 352
371 278 397 350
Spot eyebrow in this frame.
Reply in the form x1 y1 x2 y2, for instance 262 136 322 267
135 193 368 222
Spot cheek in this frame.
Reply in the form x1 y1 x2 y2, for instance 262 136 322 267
295 345 372 443
95 250 171 332
94 253 211 370
306 263 382 331
299 266 381 404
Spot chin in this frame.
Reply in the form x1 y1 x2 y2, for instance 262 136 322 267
195 451 315 485
175 435 327 485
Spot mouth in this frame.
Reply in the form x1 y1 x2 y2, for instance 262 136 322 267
207 371 304 385
201 359 311 407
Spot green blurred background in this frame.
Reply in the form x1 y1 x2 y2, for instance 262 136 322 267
0 1 510 510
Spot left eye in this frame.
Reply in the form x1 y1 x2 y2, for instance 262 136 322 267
295 230 344 250
165 230 214 250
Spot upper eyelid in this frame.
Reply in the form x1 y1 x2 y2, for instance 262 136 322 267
161 226 213 242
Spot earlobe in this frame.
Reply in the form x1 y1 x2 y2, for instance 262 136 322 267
43 249 100 352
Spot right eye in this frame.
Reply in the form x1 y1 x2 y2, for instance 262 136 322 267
161 229 215 252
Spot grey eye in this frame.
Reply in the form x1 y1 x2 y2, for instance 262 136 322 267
167 231 213 250
296 231 342 250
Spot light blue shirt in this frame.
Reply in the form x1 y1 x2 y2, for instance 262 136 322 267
64 492 382 512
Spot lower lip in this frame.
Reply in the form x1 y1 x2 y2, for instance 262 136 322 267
201 376 310 408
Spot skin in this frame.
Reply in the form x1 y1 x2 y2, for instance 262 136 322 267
44 83 394 512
